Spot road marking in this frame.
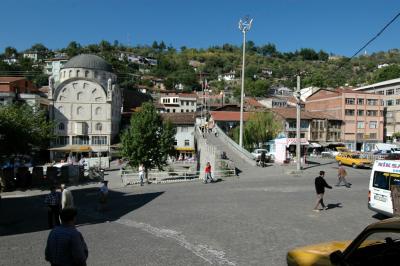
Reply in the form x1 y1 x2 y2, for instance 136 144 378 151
116 218 236 265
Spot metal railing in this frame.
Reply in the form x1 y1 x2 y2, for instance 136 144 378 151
214 125 257 166
121 169 237 186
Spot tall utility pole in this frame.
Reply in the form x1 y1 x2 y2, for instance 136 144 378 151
238 16 253 147
296 75 301 171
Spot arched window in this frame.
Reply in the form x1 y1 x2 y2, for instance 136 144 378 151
94 71 98 78
85 70 89 78
77 92 83 101
76 70 80 77
95 107 102 115
58 123 65 130
69 70 72 77
96 123 102 131
77 106 83 115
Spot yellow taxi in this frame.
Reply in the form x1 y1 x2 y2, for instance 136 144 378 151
335 152 372 168
287 217 400 266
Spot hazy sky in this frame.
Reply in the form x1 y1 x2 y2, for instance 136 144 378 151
1 0 400 56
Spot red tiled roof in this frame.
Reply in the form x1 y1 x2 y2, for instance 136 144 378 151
272 108 340 120
245 97 265 108
0 77 26 83
210 111 253 121
160 92 197 98
161 113 196 125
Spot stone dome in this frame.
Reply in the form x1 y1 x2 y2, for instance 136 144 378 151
62 54 113 72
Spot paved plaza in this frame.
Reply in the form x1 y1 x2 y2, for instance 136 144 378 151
0 158 380 266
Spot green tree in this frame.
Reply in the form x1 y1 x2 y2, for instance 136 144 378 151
30 43 49 55
0 103 54 161
120 103 176 176
4 46 17 58
372 64 400 83
232 111 281 150
65 41 82 57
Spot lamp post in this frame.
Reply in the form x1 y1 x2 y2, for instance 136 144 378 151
238 16 253 147
220 91 224 107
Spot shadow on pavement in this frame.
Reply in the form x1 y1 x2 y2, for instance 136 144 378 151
303 161 336 170
326 203 342 210
0 188 164 236
372 213 389 221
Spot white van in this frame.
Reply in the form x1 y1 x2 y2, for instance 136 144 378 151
368 160 400 217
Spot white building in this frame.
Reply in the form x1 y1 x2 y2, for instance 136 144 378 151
44 58 69 82
218 71 236 81
161 113 196 160
159 93 197 113
48 54 122 160
23 52 38 62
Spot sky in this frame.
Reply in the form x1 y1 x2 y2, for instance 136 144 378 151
1 0 400 56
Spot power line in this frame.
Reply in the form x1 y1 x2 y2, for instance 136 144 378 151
337 10 400 70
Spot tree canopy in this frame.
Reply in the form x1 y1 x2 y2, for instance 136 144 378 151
232 111 282 150
120 102 176 171
0 103 54 161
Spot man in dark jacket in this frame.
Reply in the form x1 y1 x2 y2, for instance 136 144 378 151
313 171 332 212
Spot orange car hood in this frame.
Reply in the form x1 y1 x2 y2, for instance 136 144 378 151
287 241 351 266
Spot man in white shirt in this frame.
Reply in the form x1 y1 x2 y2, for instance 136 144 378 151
98 180 109 211
61 184 74 209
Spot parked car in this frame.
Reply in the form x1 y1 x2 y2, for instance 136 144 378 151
251 149 272 161
335 153 372 168
287 217 400 266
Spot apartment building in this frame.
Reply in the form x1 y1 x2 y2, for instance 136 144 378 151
354 78 400 139
306 88 384 151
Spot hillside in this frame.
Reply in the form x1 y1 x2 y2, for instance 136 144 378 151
1 41 400 97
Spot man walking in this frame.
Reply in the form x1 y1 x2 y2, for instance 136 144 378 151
98 180 109 211
61 184 74 209
44 185 61 229
313 171 332 212
45 208 88 266
336 163 351 188
138 163 145 186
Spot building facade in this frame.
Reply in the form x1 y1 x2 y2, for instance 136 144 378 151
354 78 400 139
0 77 37 106
159 93 197 113
48 54 122 160
161 113 196 160
306 88 384 151
44 57 69 82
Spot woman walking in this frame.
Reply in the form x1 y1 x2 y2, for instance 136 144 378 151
204 162 212 184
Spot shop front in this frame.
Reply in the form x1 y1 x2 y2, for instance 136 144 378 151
274 138 309 163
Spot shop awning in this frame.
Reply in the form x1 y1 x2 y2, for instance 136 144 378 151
285 138 309 147
309 142 322 148
175 147 195 151
49 145 92 152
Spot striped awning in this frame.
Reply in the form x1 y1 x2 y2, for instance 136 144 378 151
175 147 195 151
285 138 309 147
49 145 92 152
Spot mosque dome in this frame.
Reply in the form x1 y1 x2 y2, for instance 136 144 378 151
62 54 113 72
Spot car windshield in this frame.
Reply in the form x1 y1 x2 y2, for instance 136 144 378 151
347 231 400 265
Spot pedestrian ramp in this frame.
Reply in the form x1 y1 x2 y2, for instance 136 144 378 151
203 125 257 170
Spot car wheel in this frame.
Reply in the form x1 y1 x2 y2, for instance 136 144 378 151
352 163 357 168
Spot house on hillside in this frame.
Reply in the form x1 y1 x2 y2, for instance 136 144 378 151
0 77 46 107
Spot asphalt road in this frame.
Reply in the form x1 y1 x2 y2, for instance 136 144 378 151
0 160 381 266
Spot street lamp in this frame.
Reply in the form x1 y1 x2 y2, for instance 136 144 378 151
238 16 253 147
